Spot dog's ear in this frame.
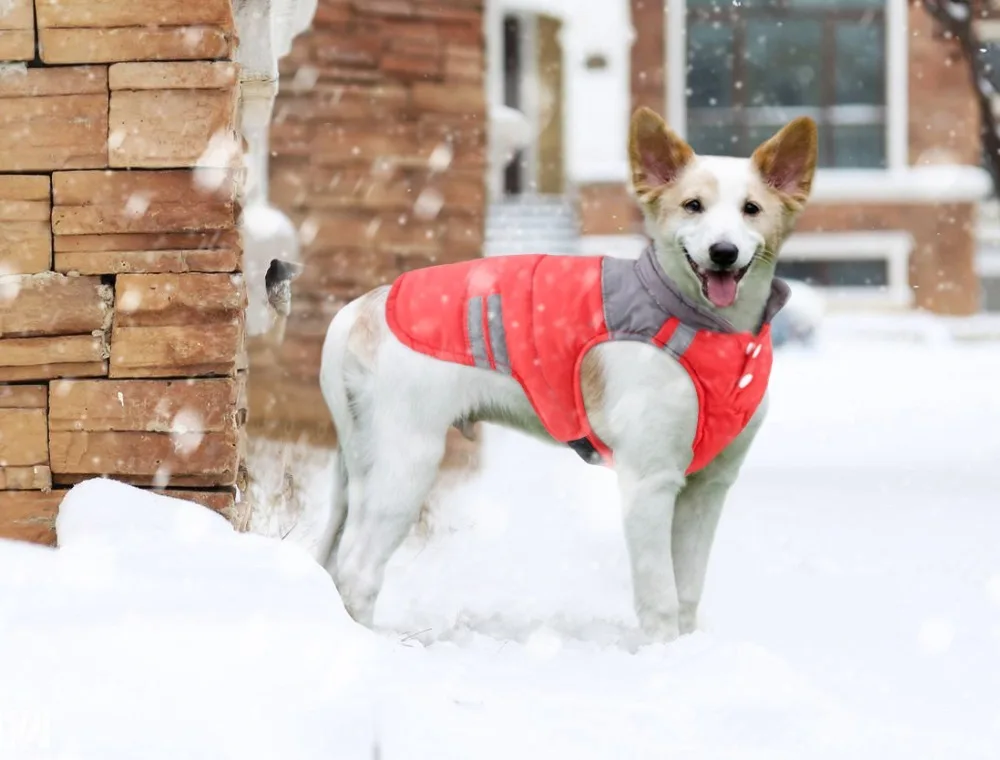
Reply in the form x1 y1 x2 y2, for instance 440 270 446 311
751 117 818 207
629 107 694 200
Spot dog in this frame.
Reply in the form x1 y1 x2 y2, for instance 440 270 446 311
317 107 818 642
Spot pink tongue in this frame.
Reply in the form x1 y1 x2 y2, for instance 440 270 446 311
704 271 738 307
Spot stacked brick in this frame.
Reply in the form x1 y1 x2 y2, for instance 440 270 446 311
0 0 245 544
259 0 488 443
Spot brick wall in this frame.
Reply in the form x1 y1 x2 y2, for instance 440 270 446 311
255 0 488 447
631 0 666 117
797 201 979 314
909 3 981 166
0 0 246 544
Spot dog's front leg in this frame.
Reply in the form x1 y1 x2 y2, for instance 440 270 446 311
618 466 686 642
672 398 768 634
671 473 731 636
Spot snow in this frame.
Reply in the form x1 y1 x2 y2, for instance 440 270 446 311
809 166 993 203
4 320 1000 758
0 480 386 759
947 0 971 21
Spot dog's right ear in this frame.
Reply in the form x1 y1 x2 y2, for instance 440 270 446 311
629 107 694 201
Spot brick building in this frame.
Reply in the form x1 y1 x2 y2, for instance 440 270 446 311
488 0 991 314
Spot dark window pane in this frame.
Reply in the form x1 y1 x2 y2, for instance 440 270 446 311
687 22 734 109
835 21 885 105
745 123 782 158
832 123 886 168
684 9 887 168
686 120 744 156
776 259 889 287
745 20 823 108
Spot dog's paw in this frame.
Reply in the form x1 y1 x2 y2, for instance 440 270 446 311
636 610 681 643
678 603 699 636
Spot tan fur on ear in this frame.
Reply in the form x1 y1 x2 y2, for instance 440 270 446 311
750 117 818 211
629 107 694 203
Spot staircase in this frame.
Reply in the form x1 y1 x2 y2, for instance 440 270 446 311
484 194 581 257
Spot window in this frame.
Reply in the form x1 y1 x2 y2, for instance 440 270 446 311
685 0 887 168
776 232 914 306
776 258 888 287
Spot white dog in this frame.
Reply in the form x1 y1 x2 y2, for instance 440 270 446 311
318 107 818 641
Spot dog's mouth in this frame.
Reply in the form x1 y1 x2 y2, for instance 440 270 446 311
685 254 751 309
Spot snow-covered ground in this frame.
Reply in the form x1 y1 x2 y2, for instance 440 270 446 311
3 317 1000 758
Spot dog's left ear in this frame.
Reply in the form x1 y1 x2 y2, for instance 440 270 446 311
629 107 694 200
751 117 818 207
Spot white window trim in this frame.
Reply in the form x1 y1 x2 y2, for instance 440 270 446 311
975 224 1000 276
780 231 914 307
665 0 909 173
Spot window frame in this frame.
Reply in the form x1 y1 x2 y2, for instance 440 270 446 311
666 0 909 174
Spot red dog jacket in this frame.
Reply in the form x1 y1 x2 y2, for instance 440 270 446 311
385 245 789 474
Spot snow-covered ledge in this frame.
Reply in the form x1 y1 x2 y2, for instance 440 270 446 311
234 0 317 337
810 166 994 203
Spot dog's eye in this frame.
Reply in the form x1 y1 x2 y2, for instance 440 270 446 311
682 199 703 214
743 201 762 217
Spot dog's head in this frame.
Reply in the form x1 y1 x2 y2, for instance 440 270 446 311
629 107 817 310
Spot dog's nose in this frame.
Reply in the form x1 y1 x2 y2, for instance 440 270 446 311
708 242 739 268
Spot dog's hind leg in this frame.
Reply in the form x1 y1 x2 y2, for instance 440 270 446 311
318 297 366 578
334 400 449 627
320 448 350 576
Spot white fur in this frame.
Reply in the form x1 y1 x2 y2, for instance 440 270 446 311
317 137 808 642
676 156 765 275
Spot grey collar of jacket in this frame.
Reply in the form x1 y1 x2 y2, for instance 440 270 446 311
633 243 790 335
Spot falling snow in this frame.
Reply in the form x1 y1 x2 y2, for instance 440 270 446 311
5 1 1000 757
